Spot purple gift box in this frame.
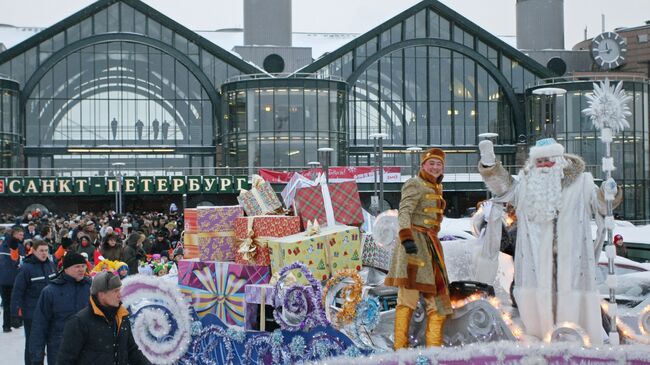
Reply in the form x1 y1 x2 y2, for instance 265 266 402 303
193 206 242 261
195 205 243 231
244 284 277 331
177 259 271 326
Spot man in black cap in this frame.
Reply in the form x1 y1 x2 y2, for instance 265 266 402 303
57 271 150 365
151 231 170 256
30 252 91 365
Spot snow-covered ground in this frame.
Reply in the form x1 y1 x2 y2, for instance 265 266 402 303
0 309 27 364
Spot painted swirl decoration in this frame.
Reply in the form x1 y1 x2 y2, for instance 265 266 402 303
121 275 192 364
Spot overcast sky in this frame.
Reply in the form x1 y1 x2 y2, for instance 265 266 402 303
0 0 648 49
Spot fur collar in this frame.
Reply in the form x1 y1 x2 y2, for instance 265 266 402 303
561 154 585 188
418 170 444 184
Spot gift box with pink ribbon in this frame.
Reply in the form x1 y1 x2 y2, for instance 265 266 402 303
233 215 302 266
177 259 271 326
293 179 364 228
237 175 283 216
183 206 242 261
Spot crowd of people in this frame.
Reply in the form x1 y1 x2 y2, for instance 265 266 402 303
0 208 185 364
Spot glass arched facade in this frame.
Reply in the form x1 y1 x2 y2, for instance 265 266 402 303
221 78 348 167
25 40 215 173
348 46 514 168
527 80 650 221
0 0 261 175
300 4 552 168
0 77 21 170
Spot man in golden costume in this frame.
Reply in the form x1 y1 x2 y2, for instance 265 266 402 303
385 148 452 349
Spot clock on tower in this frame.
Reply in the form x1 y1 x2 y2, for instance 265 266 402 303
591 32 627 70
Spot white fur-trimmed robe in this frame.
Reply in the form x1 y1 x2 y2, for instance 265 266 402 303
479 155 606 344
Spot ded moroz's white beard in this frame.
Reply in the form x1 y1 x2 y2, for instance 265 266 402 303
521 156 568 223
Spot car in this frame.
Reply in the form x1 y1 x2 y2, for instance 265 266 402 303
439 217 475 241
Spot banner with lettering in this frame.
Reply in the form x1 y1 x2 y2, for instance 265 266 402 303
258 167 401 184
0 176 250 196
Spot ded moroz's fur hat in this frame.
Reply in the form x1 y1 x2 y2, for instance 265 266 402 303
528 138 564 160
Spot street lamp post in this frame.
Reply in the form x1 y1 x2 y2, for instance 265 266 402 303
307 161 321 180
369 133 388 214
317 148 334 183
532 87 567 138
406 146 422 177
112 162 126 214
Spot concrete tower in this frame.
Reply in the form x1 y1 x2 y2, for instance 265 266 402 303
244 0 292 46
516 0 564 50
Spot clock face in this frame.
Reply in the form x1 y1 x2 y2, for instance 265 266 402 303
591 32 627 70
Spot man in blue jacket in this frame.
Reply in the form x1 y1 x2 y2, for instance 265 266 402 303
0 226 25 332
11 239 57 365
30 252 90 365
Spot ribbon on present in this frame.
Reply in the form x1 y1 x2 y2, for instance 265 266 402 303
317 174 337 227
188 231 236 239
281 172 318 208
260 285 267 331
236 218 270 262
191 266 247 324
239 174 276 215
269 271 298 286
305 220 321 236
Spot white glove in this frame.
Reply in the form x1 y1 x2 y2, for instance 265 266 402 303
478 140 496 166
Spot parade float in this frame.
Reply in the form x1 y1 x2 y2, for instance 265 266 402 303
114 80 650 365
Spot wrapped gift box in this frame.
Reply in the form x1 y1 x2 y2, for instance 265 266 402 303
233 215 302 266
177 259 271 326
182 206 242 261
360 233 393 272
237 175 283 216
268 225 362 282
184 232 236 262
233 216 301 238
184 208 198 231
244 284 279 331
181 232 200 259
196 205 242 232
293 181 364 228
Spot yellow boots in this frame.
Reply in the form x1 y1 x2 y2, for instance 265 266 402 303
394 306 447 350
425 311 446 347
393 305 413 350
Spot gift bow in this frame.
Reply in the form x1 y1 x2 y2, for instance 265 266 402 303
306 220 321 236
237 174 265 196
237 232 269 262
269 271 298 286
236 218 269 262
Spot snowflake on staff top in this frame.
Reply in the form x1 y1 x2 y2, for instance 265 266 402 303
582 78 632 133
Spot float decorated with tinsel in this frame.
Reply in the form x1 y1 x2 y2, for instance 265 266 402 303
118 177 650 364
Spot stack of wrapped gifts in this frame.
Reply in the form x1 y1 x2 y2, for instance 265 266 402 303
177 174 367 331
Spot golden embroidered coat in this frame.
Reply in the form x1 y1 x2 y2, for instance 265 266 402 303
384 173 452 315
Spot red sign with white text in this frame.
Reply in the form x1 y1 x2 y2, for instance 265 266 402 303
258 167 401 184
